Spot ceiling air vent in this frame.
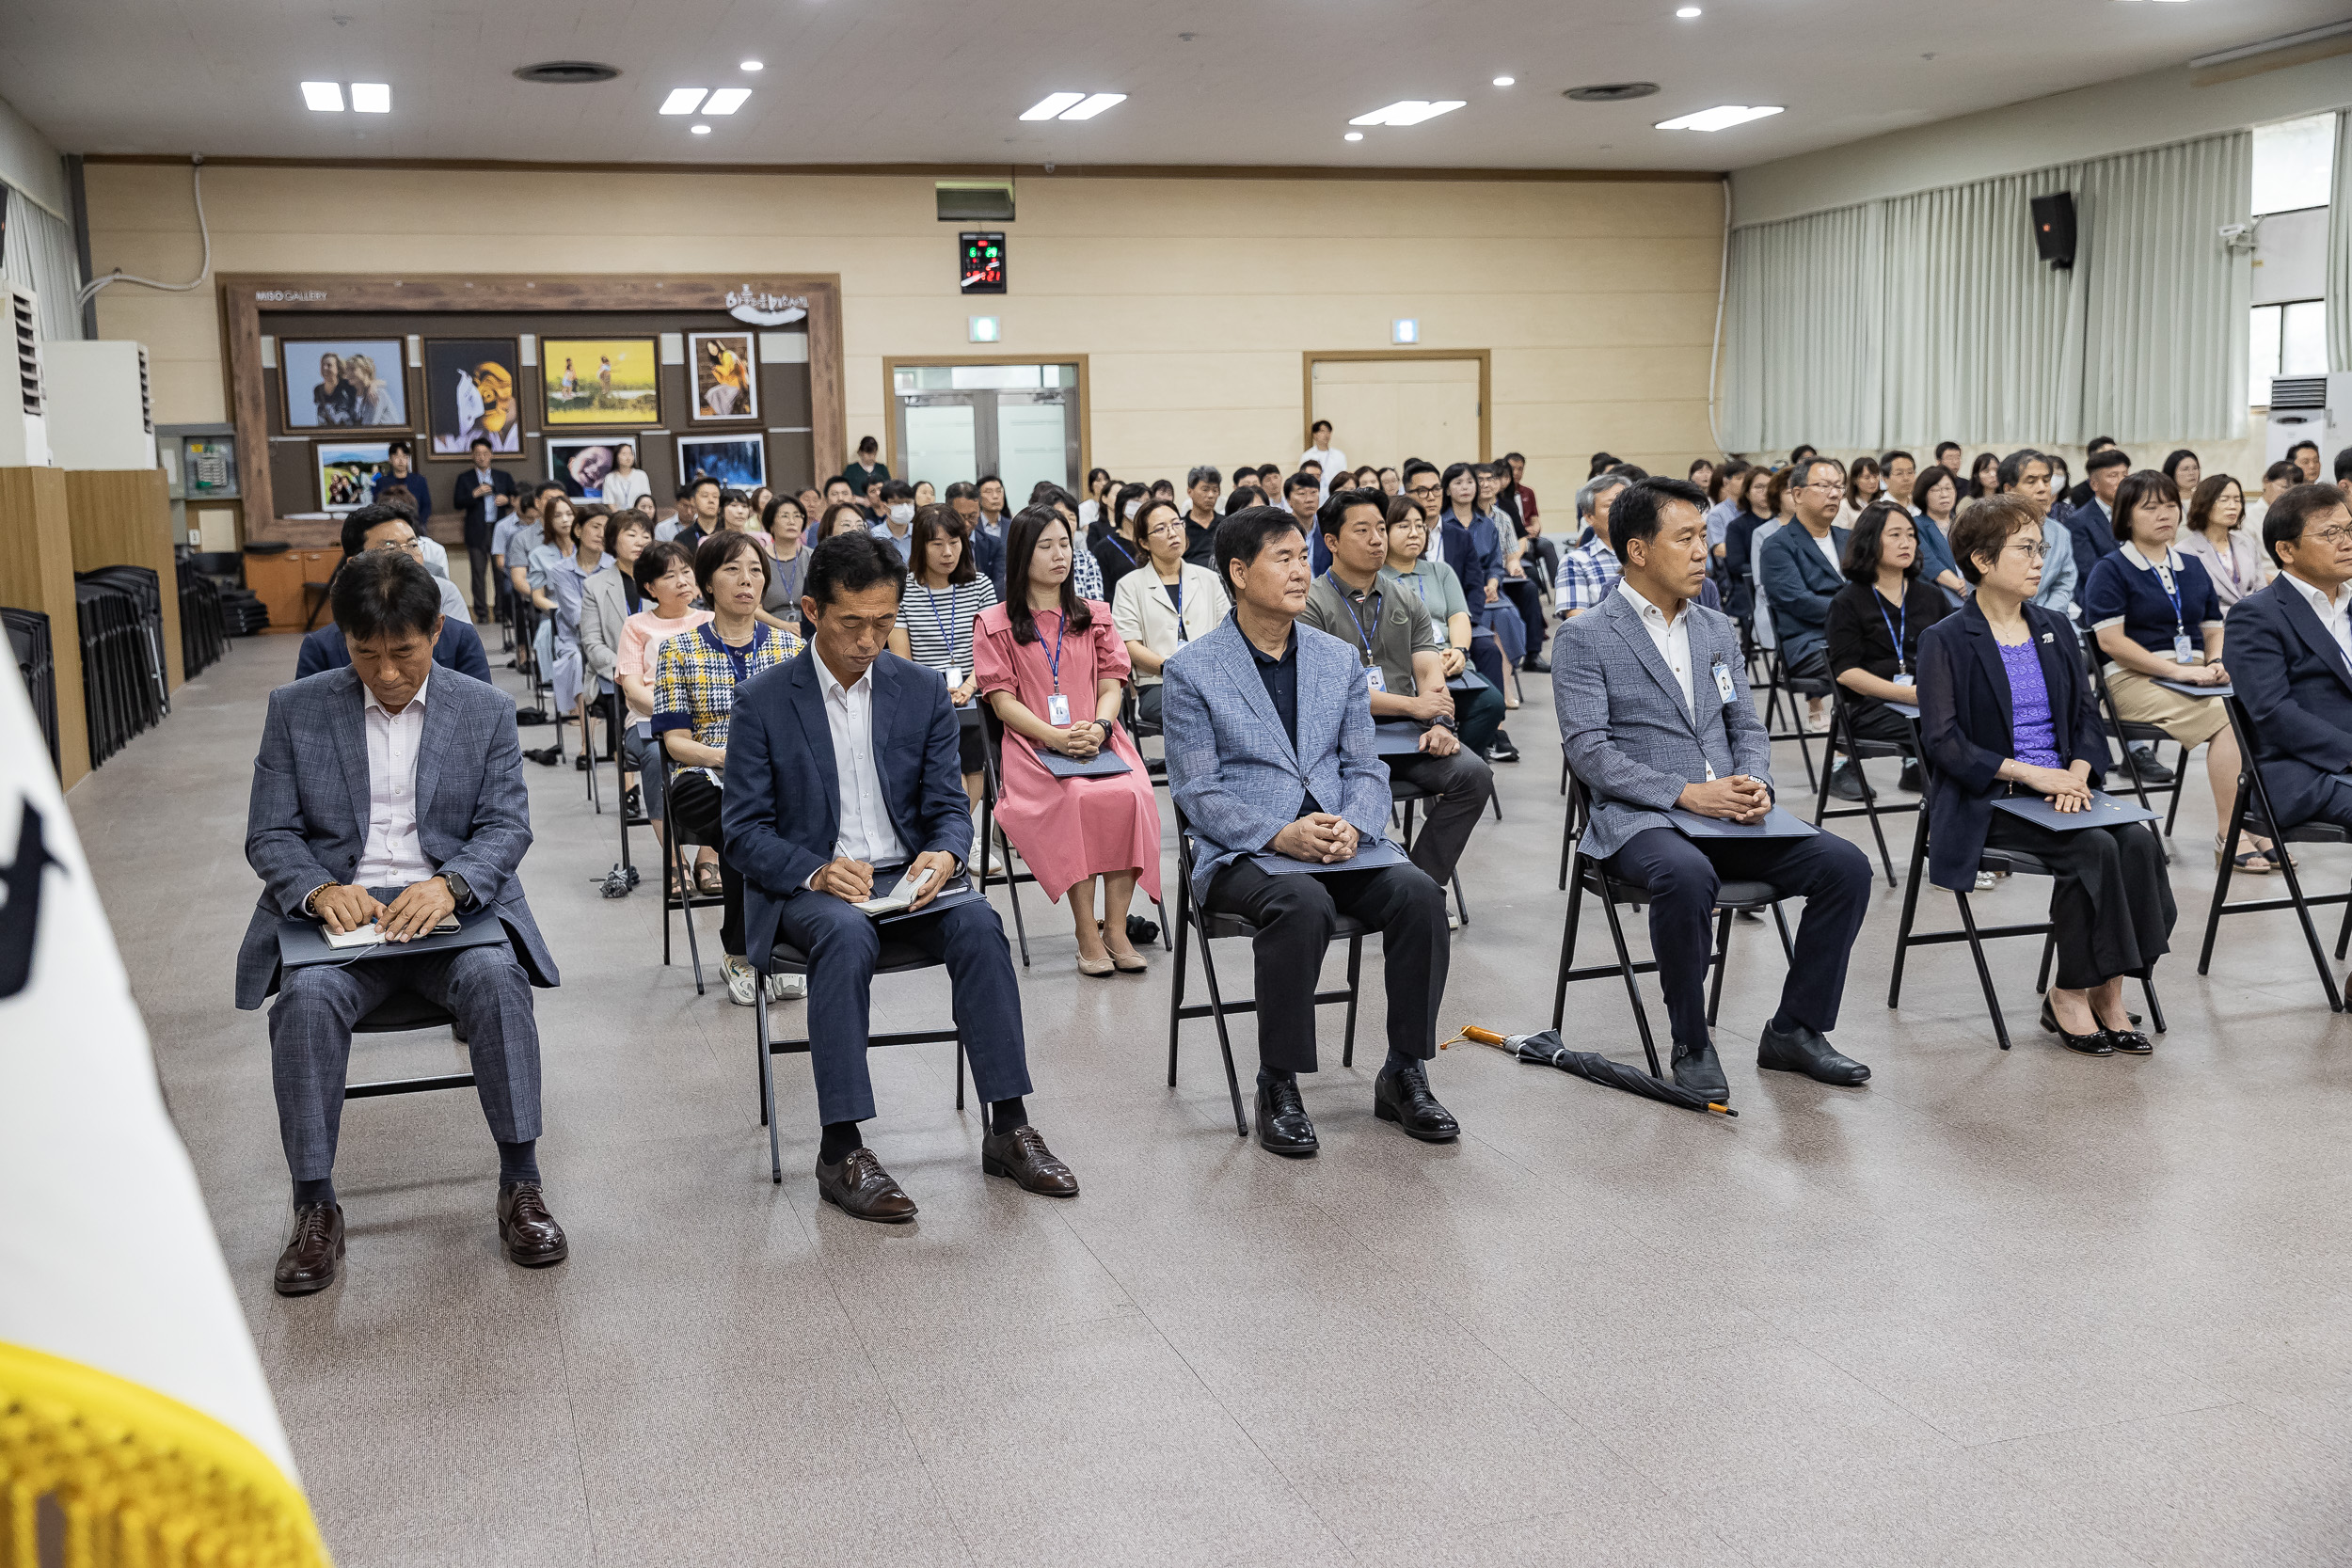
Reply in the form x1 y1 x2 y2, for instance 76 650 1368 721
1564 83 1661 103
512 61 622 86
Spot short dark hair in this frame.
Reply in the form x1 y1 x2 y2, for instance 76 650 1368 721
944 481 979 504
1708 460 1750 504
372 483 419 523
1300 458 1324 471
1003 505 1091 642
2264 483 2352 566
1995 449 2048 491
824 475 855 496
1029 481 1078 514
469 436 493 453
2110 470 2181 542
1789 454 1843 491
1607 476 1708 565
1215 505 1306 594
1186 465 1222 490
2337 445 2352 482
634 539 693 591
1949 496 2043 584
804 530 906 610
2161 450 2200 485
907 503 975 583
721 488 753 511
2284 439 2319 462
1317 486 1389 543
339 502 406 558
1284 469 1322 498
1842 502 1921 585
1586 451 1621 478
1788 445 1817 465
1911 464 1963 516
693 530 771 599
1384 494 1431 540
1310 420 1332 436
2264 459 2304 486
856 435 880 455
1401 460 1439 491
1223 485 1265 515
386 437 413 458
881 479 916 503
2087 436 2117 454
331 547 442 641
1880 449 1915 470
688 474 721 498
2086 447 2131 476
977 473 1004 491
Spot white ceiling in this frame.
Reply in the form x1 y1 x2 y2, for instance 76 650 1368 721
4 0 2342 173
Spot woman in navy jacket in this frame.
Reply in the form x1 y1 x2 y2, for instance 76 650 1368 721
1915 495 2174 1055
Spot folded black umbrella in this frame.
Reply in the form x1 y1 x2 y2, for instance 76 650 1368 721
1458 1026 1735 1117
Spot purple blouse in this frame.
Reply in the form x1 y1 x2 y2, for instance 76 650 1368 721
1998 638 2061 768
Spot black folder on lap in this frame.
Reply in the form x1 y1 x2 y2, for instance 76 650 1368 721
1664 806 1820 840
2152 678 2233 701
1250 837 1411 876
1372 722 1430 757
1033 746 1132 779
276 893 510 970
1990 791 2159 832
1445 670 1491 692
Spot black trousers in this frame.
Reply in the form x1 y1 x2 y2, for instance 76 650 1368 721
1387 744 1492 885
1203 857 1449 1074
1845 699 1914 748
1454 682 1506 756
1501 578 1547 662
1982 813 2174 990
1136 681 1166 729
667 770 745 957
467 543 495 618
1604 825 1874 1050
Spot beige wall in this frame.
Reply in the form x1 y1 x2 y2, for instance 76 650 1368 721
85 162 1724 499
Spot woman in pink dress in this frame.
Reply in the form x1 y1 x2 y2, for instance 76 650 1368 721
976 506 1164 977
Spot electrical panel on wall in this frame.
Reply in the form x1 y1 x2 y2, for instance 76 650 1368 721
0 285 50 467
44 340 160 470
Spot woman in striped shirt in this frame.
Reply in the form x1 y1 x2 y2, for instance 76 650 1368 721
887 503 999 809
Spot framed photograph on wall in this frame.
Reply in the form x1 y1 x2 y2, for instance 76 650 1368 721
676 435 767 492
282 339 407 430
547 436 626 499
542 337 660 427
317 440 393 514
423 338 521 455
688 331 758 421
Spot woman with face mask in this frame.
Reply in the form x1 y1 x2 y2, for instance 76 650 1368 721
1089 481 1150 600
870 480 919 554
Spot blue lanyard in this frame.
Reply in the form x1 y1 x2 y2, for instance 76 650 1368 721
1101 534 1136 568
1164 573 1189 641
1874 588 1908 674
921 583 962 668
1397 565 1430 606
1040 609 1067 692
1323 571 1382 664
2152 556 2186 639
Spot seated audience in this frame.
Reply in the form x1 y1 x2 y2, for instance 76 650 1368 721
2059 445 2130 589
1112 497 1231 728
1722 464 1777 619
1823 503 1948 799
821 500 875 541
1756 455 1853 730
976 507 1163 976
1553 472 1629 620
540 507 611 763
2178 473 2265 610
760 495 814 626
2082 471 2268 871
580 507 651 779
2249 458 2301 531
2218 483 2352 836
298 504 490 681
652 532 806 1004
869 479 918 554
1089 483 1148 600
614 541 717 896
945 480 1009 593
1163 506 1458 1156
1555 478 1875 1101
719 531 1074 1221
1906 463 1968 597
238 550 564 1294
1995 450 2077 619
1916 496 2171 1054
1299 488 1493 888
886 503 999 812
1381 494 1507 761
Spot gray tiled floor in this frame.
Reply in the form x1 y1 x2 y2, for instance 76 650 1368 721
74 632 2352 1566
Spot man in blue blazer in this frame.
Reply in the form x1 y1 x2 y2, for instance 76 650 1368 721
723 532 1073 1222
1163 506 1457 1157
238 551 564 1295
1556 478 1873 1101
2225 484 2352 832
294 504 491 682
1756 457 1851 688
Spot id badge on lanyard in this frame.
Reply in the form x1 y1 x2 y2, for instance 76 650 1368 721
2156 563 2195 663
1365 662 1387 694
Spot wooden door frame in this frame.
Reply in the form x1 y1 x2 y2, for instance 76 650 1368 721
217 272 845 527
879 354 1091 484
1302 349 1491 464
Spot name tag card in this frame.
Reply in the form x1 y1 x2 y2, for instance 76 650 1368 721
1046 693 1071 726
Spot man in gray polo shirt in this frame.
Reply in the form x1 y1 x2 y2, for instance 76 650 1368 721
1298 487 1493 887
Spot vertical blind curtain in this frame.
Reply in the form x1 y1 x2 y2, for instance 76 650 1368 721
0 182 86 344
2329 111 2352 373
1724 129 2249 451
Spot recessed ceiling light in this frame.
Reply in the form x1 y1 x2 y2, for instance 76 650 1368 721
1677 6 1702 16
351 83 390 114
1021 92 1087 120
661 87 708 115
691 124 711 135
301 81 343 112
1059 92 1126 119
1348 100 1467 127
1657 104 1784 131
739 59 764 71
703 87 752 114
1344 132 1364 141
1493 76 1515 87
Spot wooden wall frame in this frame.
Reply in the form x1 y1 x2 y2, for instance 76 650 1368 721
1301 349 1493 464
878 354 1091 486
217 273 845 526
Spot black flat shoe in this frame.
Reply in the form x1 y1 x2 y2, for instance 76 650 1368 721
2039 998 2115 1056
2096 1018 2153 1054
1374 1061 1459 1141
1254 1078 1319 1157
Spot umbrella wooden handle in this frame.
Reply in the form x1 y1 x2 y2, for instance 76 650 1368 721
1458 1025 1511 1048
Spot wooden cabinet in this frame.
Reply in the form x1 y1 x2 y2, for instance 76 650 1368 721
244 548 336 633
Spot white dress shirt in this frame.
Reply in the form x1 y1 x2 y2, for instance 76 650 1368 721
812 656 910 875
2284 571 2352 669
354 673 434 886
1616 579 1693 717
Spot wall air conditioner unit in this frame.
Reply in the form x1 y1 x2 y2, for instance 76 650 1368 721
43 339 158 470
2265 372 2352 473
0 284 50 467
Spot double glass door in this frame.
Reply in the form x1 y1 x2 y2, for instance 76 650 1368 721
893 362 1081 501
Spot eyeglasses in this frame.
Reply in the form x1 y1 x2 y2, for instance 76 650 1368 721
1805 482 1846 497
2006 540 2051 562
1406 483 1441 497
2306 525 2352 546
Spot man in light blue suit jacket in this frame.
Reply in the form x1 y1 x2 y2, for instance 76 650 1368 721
1556 479 1873 1104
239 552 564 1295
1163 507 1457 1157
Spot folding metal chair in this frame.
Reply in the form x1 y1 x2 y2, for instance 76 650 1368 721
2087 650 2192 846
2197 692 2352 1011
660 761 726 993
1809 692 1921 887
344 990 475 1101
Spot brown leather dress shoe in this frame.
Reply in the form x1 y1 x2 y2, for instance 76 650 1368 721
497 1182 569 1267
980 1124 1080 1196
816 1148 919 1223
274 1202 344 1296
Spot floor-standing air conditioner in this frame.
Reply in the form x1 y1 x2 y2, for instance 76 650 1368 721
0 284 50 467
44 339 156 469
2266 372 2352 472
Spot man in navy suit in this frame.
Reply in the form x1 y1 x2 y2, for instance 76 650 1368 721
722 532 1075 1222
946 480 1007 594
294 504 491 683
2224 484 2352 832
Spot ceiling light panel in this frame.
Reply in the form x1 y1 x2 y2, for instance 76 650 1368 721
691 124 711 135
300 81 343 112
739 59 764 71
1021 92 1086 120
351 83 390 113
703 87 751 114
1655 104 1783 132
1348 100 1466 127
660 87 708 115
1058 92 1126 120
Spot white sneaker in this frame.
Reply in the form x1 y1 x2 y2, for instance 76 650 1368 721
1972 871 1997 893
768 972 806 1001
723 954 757 1006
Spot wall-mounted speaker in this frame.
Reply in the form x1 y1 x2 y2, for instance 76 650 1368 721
2030 193 2076 270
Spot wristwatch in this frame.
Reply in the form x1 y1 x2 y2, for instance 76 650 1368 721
1093 718 1114 737
442 871 474 910
1430 714 1459 732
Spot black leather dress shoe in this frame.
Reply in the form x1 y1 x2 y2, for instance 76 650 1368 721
497 1182 569 1267
1374 1062 1460 1141
1521 656 1552 673
981 1125 1081 1195
1827 763 1873 802
274 1202 343 1296
1897 759 1923 792
1756 1022 1872 1085
817 1148 920 1221
1486 737 1521 764
1671 1042 1729 1100
2039 997 2116 1056
1254 1078 1319 1157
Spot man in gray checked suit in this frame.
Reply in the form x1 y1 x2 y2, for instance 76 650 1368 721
1163 506 1457 1157
1555 477 1874 1102
239 549 565 1295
